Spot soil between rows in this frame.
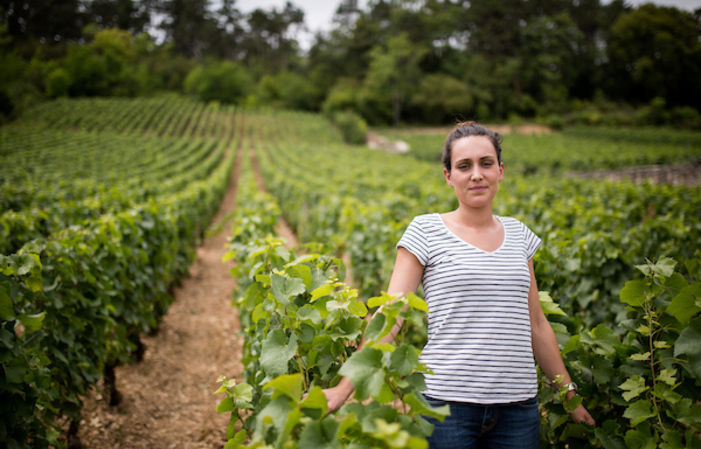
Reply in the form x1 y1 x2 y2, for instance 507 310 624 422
78 147 244 449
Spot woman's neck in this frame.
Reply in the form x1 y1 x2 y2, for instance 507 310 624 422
453 204 494 229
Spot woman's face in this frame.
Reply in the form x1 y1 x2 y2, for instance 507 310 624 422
443 136 504 210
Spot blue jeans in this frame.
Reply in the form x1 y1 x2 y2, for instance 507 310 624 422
423 396 540 449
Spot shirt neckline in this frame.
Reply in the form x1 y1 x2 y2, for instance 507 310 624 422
435 213 507 255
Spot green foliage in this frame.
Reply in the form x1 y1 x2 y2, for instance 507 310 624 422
255 71 321 111
0 96 238 446
217 149 447 448
331 111 368 145
539 257 701 448
606 4 701 109
409 74 473 124
185 60 252 104
45 68 71 98
364 33 427 126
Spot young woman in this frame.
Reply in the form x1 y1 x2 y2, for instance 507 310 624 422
323 122 595 448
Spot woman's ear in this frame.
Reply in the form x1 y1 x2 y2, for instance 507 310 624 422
499 162 505 181
443 167 453 186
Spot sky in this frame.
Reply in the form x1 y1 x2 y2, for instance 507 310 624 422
235 0 701 44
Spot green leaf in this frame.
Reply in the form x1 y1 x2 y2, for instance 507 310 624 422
17 312 45 332
669 398 701 425
367 292 395 308
300 386 328 418
539 291 566 316
594 420 626 449
3 357 27 383
25 275 42 292
624 422 658 449
619 376 649 402
623 400 656 426
260 329 298 379
348 300 368 317
339 346 386 400
264 373 303 402
562 334 582 355
0 285 14 321
653 257 676 278
620 280 647 307
658 369 677 387
364 313 386 343
271 274 305 306
403 393 450 421
659 431 684 449
16 254 37 276
233 383 253 402
630 352 651 361
286 264 312 290
581 324 619 356
674 316 701 377
667 284 701 324
298 305 322 326
223 429 247 449
298 421 330 448
217 397 235 413
390 345 419 377
407 293 428 312
311 284 333 301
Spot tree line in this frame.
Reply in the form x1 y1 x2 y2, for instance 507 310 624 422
1 0 700 129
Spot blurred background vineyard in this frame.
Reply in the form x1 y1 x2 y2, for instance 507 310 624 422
1 0 700 130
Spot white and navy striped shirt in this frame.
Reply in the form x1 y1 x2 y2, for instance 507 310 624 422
397 213 542 404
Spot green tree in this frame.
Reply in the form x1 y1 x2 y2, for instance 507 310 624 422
409 73 473 124
86 0 152 34
184 59 251 104
364 33 426 126
606 4 701 109
241 1 304 76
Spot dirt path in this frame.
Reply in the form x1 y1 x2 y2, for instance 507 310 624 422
78 146 244 449
248 147 299 250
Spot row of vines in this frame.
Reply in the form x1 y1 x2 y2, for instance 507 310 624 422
0 97 244 447
2 97 700 448
215 112 701 448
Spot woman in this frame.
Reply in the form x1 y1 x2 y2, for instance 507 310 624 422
323 122 595 448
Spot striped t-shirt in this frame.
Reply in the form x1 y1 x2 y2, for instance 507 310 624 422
396 213 542 404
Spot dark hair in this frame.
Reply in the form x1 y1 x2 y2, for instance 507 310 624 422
442 121 503 171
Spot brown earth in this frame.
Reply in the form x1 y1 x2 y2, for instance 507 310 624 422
569 158 701 186
77 148 244 449
76 142 307 449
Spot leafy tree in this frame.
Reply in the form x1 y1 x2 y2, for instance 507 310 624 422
86 0 152 34
409 73 473 124
364 33 426 126
606 3 701 109
158 0 218 60
184 59 251 104
241 1 304 76
0 0 86 48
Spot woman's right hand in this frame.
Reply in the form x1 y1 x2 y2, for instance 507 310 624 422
322 381 354 413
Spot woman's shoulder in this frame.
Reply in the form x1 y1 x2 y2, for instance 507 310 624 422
498 215 534 232
498 216 540 239
408 213 443 228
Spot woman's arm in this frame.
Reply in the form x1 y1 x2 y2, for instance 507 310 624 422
527 258 596 425
323 247 424 412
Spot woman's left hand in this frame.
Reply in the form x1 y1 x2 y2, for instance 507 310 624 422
571 404 596 426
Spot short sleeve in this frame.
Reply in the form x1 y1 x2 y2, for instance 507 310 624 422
396 217 429 266
523 223 542 260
